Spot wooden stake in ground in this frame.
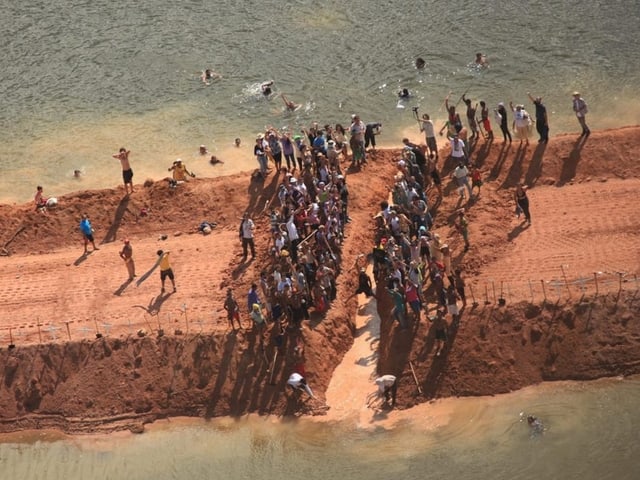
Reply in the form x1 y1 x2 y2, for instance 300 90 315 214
94 317 102 339
409 361 423 395
560 264 572 299
594 272 599 296
36 319 42 344
9 327 16 349
268 350 278 385
65 322 72 341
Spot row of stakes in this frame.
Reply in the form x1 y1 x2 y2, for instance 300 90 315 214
3 304 222 349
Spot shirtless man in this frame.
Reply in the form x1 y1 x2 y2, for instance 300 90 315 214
112 147 134 195
201 68 221 85
261 80 274 96
280 93 299 111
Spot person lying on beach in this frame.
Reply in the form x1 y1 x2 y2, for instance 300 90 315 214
280 93 300 111
201 68 221 85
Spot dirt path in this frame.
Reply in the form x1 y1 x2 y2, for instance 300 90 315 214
0 230 239 345
472 178 640 302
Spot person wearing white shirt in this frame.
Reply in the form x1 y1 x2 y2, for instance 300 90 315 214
375 374 397 406
239 213 255 261
287 372 315 398
452 163 472 199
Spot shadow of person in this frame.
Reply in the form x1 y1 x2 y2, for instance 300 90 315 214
132 292 172 316
524 140 547 187
559 135 588 185
73 253 89 266
113 278 133 296
507 222 530 241
101 195 134 244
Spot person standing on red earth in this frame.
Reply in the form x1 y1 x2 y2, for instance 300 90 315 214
495 103 512 143
479 101 493 141
456 210 470 252
79 214 99 254
572 91 590 136
112 147 134 195
157 250 176 293
239 212 256 262
119 238 136 281
462 94 479 140
514 183 532 225
223 288 242 331
430 308 448 356
420 114 438 160
527 92 549 143
453 269 467 308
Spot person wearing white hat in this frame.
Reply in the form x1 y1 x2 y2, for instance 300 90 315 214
572 91 590 136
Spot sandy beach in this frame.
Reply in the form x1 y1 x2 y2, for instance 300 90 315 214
1 126 639 435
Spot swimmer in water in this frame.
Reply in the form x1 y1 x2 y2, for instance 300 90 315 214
234 138 241 148
527 415 544 435
199 145 209 156
73 169 82 178
415 57 426 69
398 88 410 99
474 52 488 66
261 80 274 96
201 68 221 85
210 155 224 165
280 93 300 111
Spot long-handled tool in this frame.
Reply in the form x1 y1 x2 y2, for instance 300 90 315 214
409 361 423 395
268 350 278 385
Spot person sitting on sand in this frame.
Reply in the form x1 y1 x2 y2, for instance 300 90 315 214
168 159 195 183
280 93 300 111
34 185 48 213
261 80 274 96
201 68 221 85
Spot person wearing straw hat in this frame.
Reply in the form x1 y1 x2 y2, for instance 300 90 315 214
572 91 590 136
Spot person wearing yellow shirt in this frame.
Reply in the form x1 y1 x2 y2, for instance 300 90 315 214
168 159 195 183
157 250 176 293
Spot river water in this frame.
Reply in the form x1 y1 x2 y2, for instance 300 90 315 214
1 0 639 203
1 378 639 479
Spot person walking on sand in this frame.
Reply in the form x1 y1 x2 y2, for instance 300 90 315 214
79 214 99 254
239 212 256 261
157 250 176 293
527 92 549 143
112 147 134 195
119 238 136 281
375 374 397 407
572 91 590 136
514 183 532 225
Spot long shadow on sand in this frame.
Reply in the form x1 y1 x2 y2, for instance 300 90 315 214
558 135 589 185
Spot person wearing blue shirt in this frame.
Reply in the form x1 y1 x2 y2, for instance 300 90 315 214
247 283 261 313
79 214 98 254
